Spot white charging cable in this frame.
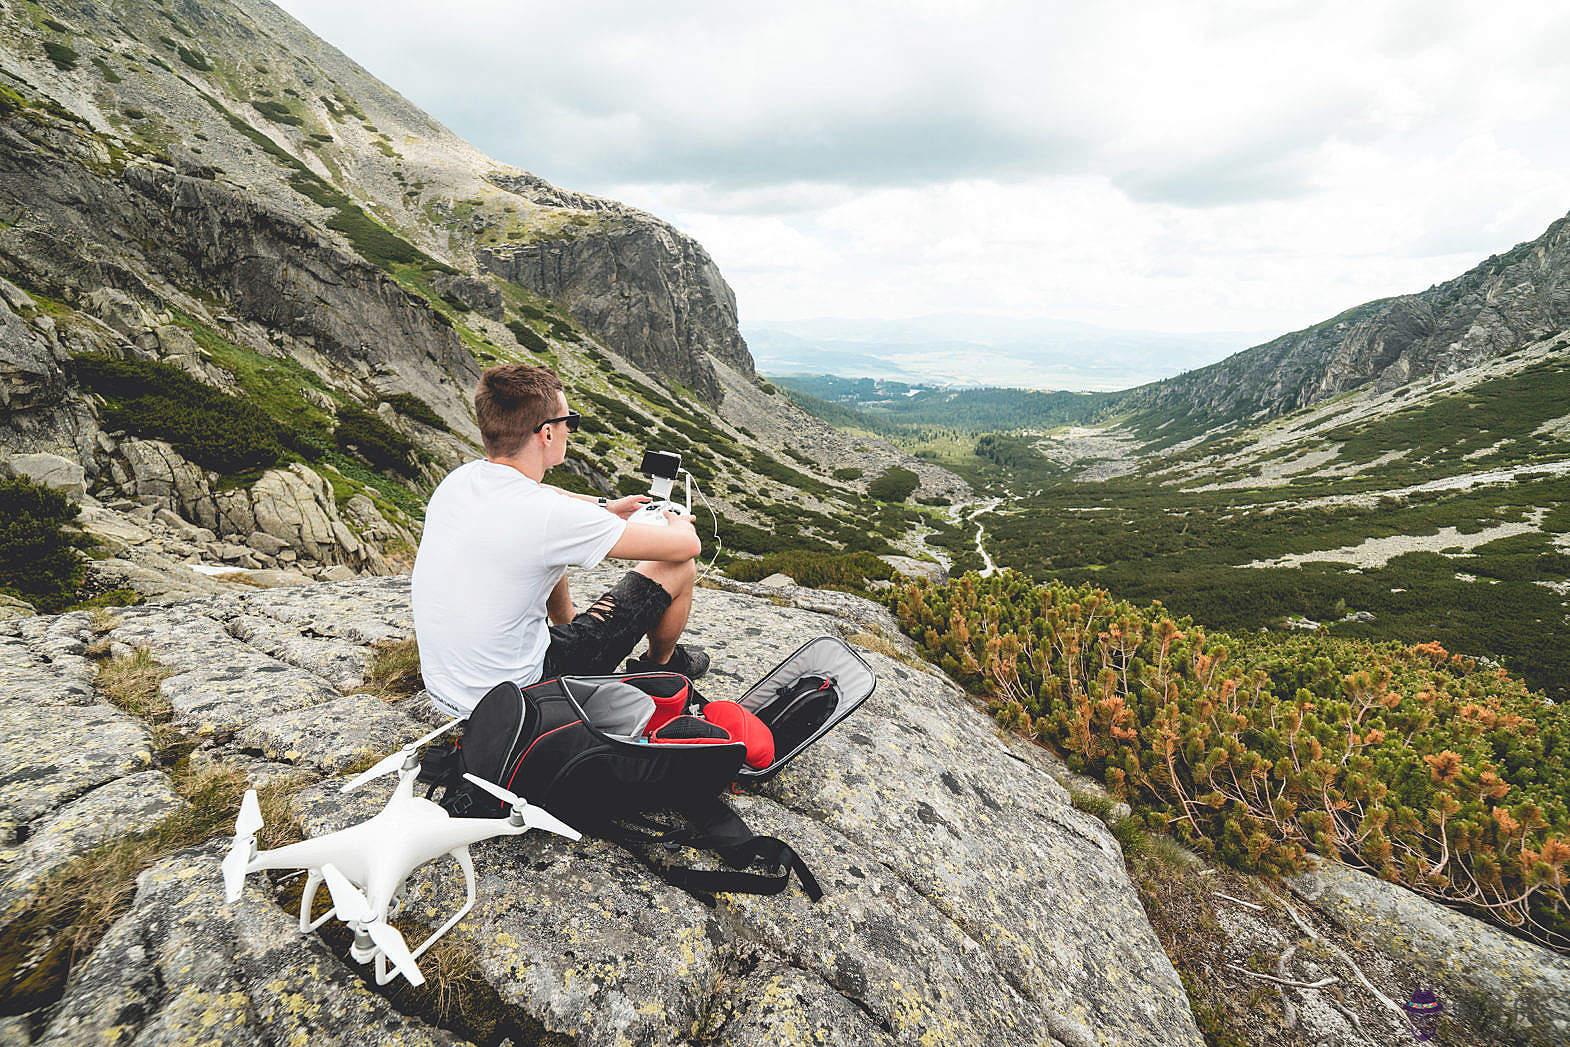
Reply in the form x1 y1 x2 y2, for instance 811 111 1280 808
681 468 723 585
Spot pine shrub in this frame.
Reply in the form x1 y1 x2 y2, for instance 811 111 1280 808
334 404 419 477
891 570 1570 949
74 355 286 474
726 550 894 591
0 477 88 611
384 393 448 431
867 466 919 502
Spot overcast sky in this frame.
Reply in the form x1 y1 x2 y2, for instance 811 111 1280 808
276 0 1570 337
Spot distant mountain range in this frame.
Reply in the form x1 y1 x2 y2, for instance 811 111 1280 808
1122 211 1570 428
745 314 1264 391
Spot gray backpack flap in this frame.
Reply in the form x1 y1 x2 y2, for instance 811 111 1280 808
733 635 877 783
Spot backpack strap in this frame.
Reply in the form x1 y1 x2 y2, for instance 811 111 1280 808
606 796 823 902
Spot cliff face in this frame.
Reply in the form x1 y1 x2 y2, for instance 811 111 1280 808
1121 211 1570 426
2 0 949 605
0 566 1205 1047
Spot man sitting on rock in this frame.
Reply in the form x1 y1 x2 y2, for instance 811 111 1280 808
412 363 708 719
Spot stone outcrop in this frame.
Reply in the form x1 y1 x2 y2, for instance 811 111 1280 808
1121 211 1570 426
1289 859 1570 1046
479 185 752 402
105 440 389 575
0 567 1207 1046
0 452 83 498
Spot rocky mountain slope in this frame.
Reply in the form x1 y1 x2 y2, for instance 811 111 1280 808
1118 209 1570 429
0 0 965 608
0 565 1206 1047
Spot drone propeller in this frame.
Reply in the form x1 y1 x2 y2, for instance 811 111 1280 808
221 789 263 903
461 773 582 841
322 864 425 986
341 718 459 794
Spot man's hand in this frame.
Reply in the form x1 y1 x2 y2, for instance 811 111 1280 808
606 495 652 520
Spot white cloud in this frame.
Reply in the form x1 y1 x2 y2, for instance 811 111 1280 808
276 0 1570 341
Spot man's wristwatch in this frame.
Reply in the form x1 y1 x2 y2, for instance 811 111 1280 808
596 496 608 508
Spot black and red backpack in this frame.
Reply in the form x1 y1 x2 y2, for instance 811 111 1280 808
420 636 876 901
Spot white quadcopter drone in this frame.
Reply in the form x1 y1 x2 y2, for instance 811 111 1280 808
219 720 581 987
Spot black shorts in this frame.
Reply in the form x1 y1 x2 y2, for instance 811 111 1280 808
540 571 672 678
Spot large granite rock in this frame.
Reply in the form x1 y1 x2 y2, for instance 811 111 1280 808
0 770 184 913
0 568 1205 1045
36 844 463 1047
107 443 388 574
0 452 84 498
0 280 66 414
480 176 752 403
1288 858 1570 1046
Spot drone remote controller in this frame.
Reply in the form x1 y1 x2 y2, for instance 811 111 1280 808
630 449 691 528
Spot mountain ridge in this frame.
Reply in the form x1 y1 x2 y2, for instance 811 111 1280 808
1117 210 1570 428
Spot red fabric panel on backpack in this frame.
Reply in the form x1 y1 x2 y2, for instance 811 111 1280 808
702 700 775 769
643 681 691 736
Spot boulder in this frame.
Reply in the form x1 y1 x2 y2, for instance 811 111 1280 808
0 594 35 622
0 294 66 413
250 464 361 565
1 452 85 498
1289 858 1570 1046
880 554 947 583
236 694 421 772
0 569 1207 1046
0 700 154 832
108 439 215 528
80 287 155 338
245 530 289 556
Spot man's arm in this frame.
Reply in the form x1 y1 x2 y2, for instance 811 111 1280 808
606 512 701 562
547 575 574 625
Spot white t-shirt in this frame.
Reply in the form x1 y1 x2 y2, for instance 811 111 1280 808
412 460 627 717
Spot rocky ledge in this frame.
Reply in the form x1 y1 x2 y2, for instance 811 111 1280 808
0 565 1203 1046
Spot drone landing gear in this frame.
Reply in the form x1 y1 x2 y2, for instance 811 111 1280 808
299 848 478 986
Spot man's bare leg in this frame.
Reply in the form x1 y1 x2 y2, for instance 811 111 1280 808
632 558 696 663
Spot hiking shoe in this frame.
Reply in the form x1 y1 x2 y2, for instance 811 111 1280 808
626 643 711 680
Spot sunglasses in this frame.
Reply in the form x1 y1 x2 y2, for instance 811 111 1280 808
533 410 581 433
